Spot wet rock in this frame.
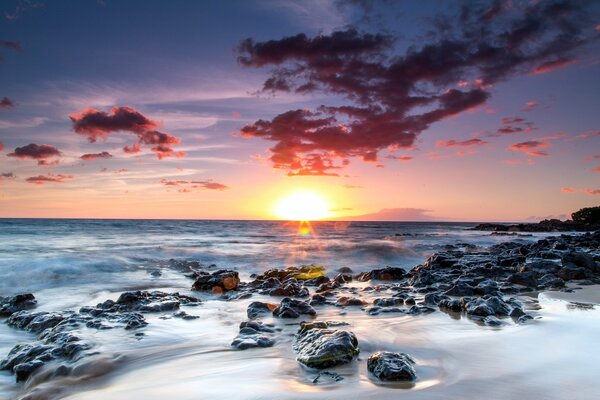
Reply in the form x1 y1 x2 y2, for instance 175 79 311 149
0 294 37 317
465 296 511 317
538 274 565 288
562 252 597 271
8 311 67 334
475 279 499 295
312 371 343 383
294 322 359 369
406 305 436 315
84 291 200 315
333 273 353 284
172 311 199 320
445 280 476 296
508 271 538 288
509 307 526 319
373 297 404 307
367 351 417 381
268 279 309 298
337 267 353 274
192 270 240 293
483 316 504 326
335 297 366 307
557 266 588 281
247 301 276 319
438 298 464 312
231 321 276 350
366 306 405 315
273 298 316 319
309 294 329 306
422 292 448 306
521 260 561 275
316 281 340 293
357 267 405 282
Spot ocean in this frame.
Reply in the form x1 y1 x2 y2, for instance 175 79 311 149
0 219 598 399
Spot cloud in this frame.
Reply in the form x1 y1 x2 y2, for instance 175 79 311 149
0 97 14 109
561 187 599 195
561 187 576 193
7 143 62 165
238 1 594 175
585 189 600 195
509 140 550 156
4 0 43 20
80 151 113 161
529 58 577 75
0 172 16 184
0 40 21 50
493 117 536 135
576 130 600 139
26 173 73 185
595 166 600 172
436 138 487 147
0 142 3 152
340 207 435 221
70 106 184 160
385 155 413 161
159 179 228 191
342 184 362 189
522 101 538 112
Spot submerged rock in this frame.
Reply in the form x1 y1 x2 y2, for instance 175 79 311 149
247 301 276 319
312 371 344 384
192 270 240 293
294 322 359 369
367 351 417 381
231 321 277 350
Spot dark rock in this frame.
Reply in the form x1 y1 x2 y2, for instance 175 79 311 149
312 371 344 383
247 301 276 319
508 271 538 288
231 321 276 350
465 296 511 317
445 281 476 296
538 274 565 288
294 323 359 369
192 269 240 293
0 294 37 317
557 266 589 281
422 292 448 306
562 252 597 272
335 297 365 307
273 298 316 319
373 297 404 307
483 316 504 326
367 351 417 381
357 267 405 282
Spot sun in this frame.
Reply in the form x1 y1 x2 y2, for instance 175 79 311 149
274 191 331 221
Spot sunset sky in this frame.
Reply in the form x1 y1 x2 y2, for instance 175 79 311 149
0 0 598 221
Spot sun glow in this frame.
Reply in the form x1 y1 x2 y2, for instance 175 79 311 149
274 191 331 221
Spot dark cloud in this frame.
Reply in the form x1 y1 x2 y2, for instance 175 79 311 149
70 106 184 160
0 97 14 108
159 179 228 191
26 174 73 185
7 143 62 165
436 138 487 147
509 140 550 156
80 151 112 161
493 117 536 135
0 172 16 184
238 1 594 176
385 155 413 161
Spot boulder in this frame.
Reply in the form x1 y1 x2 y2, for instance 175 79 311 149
367 351 417 381
192 270 240 293
273 298 316 318
294 322 359 369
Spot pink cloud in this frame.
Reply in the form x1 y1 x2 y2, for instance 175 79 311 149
26 174 74 185
522 101 538 112
436 138 487 147
576 131 600 139
386 155 413 161
561 187 576 193
585 189 600 195
529 58 577 75
123 144 141 154
70 106 183 160
160 179 228 191
509 140 550 156
80 151 112 161
7 143 62 165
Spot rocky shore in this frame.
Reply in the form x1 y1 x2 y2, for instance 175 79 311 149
1 231 599 388
471 219 599 232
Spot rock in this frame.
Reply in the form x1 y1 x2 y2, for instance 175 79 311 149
273 298 316 319
231 321 276 350
312 371 343 383
438 298 464 312
172 311 199 320
335 297 365 307
508 271 538 288
562 252 597 271
557 266 588 281
294 323 359 369
538 274 565 288
268 279 309 298
0 294 37 317
357 267 405 282
192 270 240 293
465 296 511 317
247 301 276 319
367 351 417 381
8 311 66 334
445 281 476 296
422 292 448 306
475 279 499 295
483 316 504 326
373 297 404 307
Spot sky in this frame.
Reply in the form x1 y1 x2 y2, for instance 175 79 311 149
0 0 598 221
